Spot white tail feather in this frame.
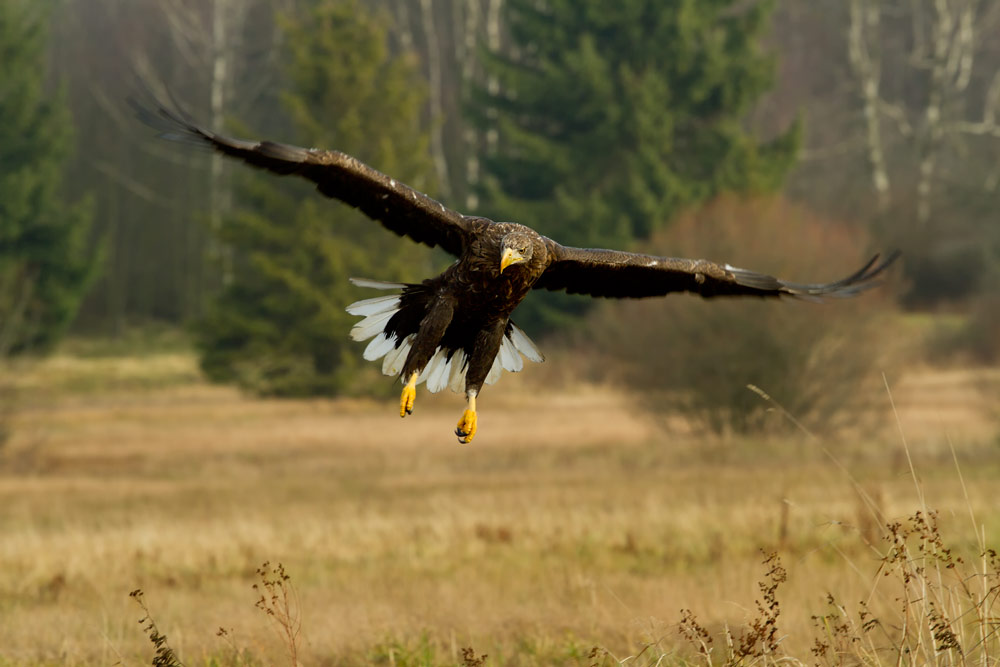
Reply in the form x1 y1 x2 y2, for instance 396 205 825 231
426 350 452 393
363 333 395 361
349 277 405 290
484 355 503 386
348 281 546 391
346 294 400 317
418 348 447 385
350 309 395 342
498 337 523 372
509 324 544 363
382 335 412 376
448 350 467 393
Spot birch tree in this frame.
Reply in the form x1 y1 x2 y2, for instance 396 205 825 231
52 0 294 330
846 0 1000 225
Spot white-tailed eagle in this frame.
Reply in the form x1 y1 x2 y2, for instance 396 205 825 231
137 102 898 443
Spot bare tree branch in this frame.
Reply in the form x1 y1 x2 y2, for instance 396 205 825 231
879 99 913 136
92 161 186 210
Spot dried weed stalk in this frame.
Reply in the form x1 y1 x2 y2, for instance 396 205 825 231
461 646 489 666
253 560 302 666
677 551 789 667
129 588 185 667
811 510 1000 667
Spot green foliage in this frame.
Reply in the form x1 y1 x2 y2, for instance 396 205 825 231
586 197 894 436
197 0 435 397
0 0 97 357
475 0 799 331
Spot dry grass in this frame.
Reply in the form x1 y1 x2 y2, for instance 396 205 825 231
1 351 999 665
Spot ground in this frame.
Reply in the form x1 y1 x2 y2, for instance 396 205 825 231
1 351 998 665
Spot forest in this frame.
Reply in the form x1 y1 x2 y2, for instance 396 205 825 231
6 0 999 359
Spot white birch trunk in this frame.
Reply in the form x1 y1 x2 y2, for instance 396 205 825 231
419 0 452 199
155 0 248 289
396 0 414 52
916 0 954 226
463 0 481 209
847 0 890 212
485 0 503 153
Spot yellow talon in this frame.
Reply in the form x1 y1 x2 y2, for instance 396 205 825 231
400 372 418 417
455 392 478 443
455 409 477 443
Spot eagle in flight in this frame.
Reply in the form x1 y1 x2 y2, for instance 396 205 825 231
139 103 898 444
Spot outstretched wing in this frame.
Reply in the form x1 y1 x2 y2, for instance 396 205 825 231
132 101 474 257
534 242 900 299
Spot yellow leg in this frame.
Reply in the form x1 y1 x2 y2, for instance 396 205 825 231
400 371 418 417
455 393 478 443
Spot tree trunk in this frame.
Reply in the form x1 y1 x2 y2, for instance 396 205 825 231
847 0 890 212
462 0 481 209
210 0 234 285
915 0 954 227
418 0 452 199
485 0 503 153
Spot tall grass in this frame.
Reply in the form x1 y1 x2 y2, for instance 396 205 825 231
131 515 996 666
650 378 1000 667
3 348 998 664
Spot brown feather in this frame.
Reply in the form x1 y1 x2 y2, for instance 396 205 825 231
138 99 899 405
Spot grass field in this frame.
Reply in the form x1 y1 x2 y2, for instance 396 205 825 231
1 350 999 665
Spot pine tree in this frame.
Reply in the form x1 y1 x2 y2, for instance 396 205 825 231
0 0 96 356
197 0 435 397
475 0 799 329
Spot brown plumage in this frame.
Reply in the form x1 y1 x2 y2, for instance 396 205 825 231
137 102 898 443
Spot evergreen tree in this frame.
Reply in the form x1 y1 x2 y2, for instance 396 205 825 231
0 0 96 356
475 0 799 329
197 0 435 396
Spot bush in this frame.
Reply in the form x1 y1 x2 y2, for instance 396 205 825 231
929 290 1000 365
584 196 897 436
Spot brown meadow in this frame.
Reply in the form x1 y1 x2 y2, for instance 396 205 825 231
1 352 999 664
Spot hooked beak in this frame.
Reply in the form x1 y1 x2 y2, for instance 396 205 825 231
499 247 524 274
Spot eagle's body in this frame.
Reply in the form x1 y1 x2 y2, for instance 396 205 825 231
348 220 551 436
138 102 898 443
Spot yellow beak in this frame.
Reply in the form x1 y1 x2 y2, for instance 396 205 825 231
499 247 524 274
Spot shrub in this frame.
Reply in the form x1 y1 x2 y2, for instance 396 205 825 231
932 291 1000 365
585 196 897 436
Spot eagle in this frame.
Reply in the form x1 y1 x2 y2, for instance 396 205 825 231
138 103 898 444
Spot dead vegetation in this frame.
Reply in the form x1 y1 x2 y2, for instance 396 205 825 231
0 351 998 664
587 197 900 437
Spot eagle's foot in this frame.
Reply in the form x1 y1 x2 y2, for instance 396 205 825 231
455 409 477 443
400 372 418 417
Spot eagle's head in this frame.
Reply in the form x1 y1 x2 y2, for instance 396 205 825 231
499 231 534 274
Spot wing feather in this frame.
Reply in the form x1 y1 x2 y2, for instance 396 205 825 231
133 100 475 257
535 241 899 300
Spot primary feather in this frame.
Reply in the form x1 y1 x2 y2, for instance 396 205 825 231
139 98 899 442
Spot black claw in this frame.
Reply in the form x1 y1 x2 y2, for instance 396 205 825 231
406 407 413 415
455 428 468 437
